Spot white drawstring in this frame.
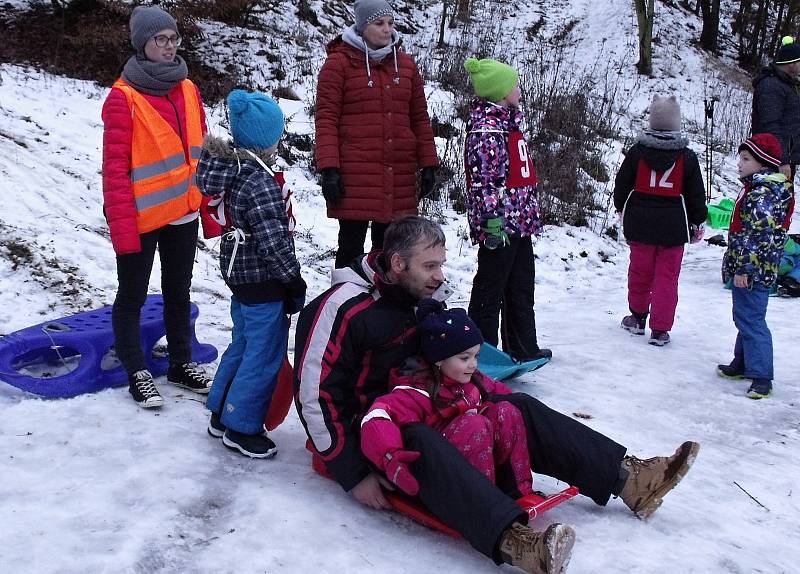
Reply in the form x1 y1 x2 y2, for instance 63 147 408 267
365 48 373 87
243 148 275 176
392 46 400 84
222 227 248 278
221 149 281 278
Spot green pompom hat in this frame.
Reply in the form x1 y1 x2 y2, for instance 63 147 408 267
464 57 519 103
775 35 800 64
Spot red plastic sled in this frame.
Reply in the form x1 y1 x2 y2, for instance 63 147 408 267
310 446 578 538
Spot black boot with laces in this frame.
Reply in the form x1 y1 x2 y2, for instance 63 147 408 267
168 362 212 394
129 370 164 409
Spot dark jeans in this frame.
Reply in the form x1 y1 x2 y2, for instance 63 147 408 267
468 236 540 359
334 219 389 268
403 392 626 563
112 219 198 376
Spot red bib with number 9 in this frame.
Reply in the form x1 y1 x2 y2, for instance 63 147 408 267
633 155 684 197
506 131 538 188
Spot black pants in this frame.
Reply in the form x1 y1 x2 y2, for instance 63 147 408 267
334 219 389 268
468 236 540 359
403 392 626 562
112 219 198 376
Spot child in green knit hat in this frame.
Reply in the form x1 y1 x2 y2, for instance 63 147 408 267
463 58 550 364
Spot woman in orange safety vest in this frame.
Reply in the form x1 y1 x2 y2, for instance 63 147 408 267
101 6 218 409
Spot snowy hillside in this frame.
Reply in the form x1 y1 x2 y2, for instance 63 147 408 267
2 0 800 572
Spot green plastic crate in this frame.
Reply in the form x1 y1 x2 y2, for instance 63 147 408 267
707 199 735 230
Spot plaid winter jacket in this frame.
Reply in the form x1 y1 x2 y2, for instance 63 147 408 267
196 135 300 288
464 98 542 244
723 170 793 287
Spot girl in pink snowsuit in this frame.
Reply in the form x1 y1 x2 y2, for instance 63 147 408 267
360 299 533 498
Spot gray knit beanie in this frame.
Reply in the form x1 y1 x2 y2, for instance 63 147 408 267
130 6 178 53
649 95 681 132
354 0 393 33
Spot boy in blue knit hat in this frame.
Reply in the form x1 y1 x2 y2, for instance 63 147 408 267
196 89 306 458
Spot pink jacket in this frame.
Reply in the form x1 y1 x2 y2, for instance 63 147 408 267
101 81 218 255
360 358 512 465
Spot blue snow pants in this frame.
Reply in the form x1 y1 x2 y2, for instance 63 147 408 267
207 297 288 434
731 284 773 380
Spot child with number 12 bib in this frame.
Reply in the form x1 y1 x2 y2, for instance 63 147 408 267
614 95 707 346
463 58 551 364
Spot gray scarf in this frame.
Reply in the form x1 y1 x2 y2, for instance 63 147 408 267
637 129 689 150
341 25 400 87
121 54 188 96
341 25 399 62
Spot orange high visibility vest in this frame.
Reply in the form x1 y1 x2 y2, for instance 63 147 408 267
113 78 203 234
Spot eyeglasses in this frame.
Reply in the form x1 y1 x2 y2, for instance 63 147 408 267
152 34 182 48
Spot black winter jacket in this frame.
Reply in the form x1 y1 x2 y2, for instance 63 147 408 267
752 64 800 165
293 252 451 491
614 133 707 246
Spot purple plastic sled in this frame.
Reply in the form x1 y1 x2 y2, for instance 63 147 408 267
0 295 217 398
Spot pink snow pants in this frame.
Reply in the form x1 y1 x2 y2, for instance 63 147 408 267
442 401 533 496
627 241 685 332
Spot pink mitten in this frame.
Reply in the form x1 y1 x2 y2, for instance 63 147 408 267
384 450 421 496
691 224 705 244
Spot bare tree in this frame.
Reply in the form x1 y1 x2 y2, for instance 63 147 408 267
633 0 655 75
698 0 721 51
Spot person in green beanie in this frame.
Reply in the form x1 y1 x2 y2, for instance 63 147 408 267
752 35 800 184
463 58 551 363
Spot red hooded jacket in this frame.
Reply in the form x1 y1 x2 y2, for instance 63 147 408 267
314 37 439 222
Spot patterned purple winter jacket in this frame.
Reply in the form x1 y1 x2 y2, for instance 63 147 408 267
464 98 542 244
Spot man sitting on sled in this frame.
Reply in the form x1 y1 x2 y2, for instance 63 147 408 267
294 215 700 574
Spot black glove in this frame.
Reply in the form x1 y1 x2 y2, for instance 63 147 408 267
321 168 345 206
418 166 438 201
283 276 307 315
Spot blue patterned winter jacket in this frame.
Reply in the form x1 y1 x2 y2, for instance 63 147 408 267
722 170 793 287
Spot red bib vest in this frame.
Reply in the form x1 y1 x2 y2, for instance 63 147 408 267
633 155 685 197
465 129 537 189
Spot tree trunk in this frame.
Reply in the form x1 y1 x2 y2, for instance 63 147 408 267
438 1 448 47
634 0 655 75
456 0 471 23
699 0 721 51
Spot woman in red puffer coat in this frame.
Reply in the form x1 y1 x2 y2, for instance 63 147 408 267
102 6 218 409
315 0 439 268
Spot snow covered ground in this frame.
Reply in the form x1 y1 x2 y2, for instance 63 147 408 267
1 63 798 574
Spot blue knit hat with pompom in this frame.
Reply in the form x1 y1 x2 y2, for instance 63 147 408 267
417 299 484 363
227 89 285 150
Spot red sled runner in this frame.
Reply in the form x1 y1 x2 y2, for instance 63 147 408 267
309 445 578 538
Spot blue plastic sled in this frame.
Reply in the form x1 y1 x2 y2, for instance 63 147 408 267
0 295 217 398
477 343 549 381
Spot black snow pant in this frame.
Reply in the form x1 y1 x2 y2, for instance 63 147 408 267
112 219 198 376
334 219 389 269
401 392 626 564
468 236 540 360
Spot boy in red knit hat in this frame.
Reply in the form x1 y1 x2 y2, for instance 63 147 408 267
717 133 795 398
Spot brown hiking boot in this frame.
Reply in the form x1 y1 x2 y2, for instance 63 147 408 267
619 441 700 519
499 522 576 574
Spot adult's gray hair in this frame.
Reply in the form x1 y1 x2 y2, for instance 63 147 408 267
383 216 446 264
